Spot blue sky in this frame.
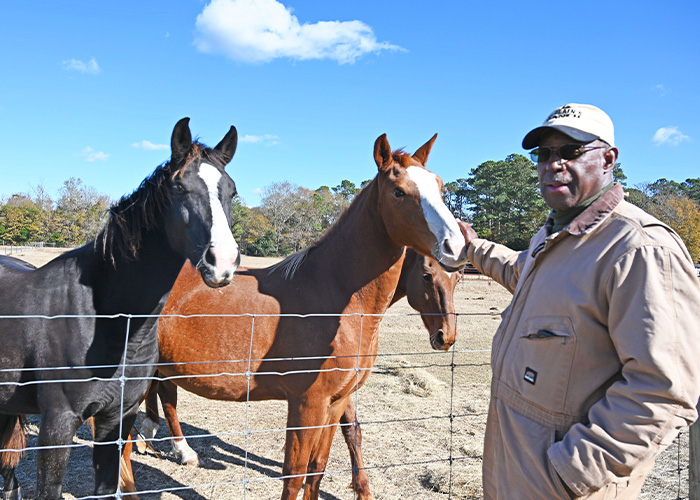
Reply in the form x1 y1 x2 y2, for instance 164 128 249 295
1 0 698 207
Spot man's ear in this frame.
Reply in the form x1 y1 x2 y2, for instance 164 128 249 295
603 146 619 173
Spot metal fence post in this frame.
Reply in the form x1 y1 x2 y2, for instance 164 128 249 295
690 409 700 500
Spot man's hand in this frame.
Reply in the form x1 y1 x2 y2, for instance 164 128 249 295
457 220 478 247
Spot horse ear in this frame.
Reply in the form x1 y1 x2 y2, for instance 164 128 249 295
214 125 238 166
412 133 437 166
374 133 393 171
171 117 192 165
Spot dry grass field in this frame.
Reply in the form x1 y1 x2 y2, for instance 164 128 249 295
3 245 690 499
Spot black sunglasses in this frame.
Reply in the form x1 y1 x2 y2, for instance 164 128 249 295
530 144 607 163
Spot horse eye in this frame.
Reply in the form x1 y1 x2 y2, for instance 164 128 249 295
174 183 185 194
423 273 432 282
394 188 405 198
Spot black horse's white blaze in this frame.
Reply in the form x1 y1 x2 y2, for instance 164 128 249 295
198 162 239 285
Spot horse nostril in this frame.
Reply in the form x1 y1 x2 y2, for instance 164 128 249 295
204 246 216 267
442 239 453 257
435 330 445 347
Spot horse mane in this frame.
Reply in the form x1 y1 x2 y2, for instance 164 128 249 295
268 249 309 279
97 143 204 264
391 148 414 167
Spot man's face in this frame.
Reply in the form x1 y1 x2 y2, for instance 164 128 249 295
537 130 613 211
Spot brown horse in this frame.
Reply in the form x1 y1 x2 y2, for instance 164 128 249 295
125 133 468 500
133 247 460 498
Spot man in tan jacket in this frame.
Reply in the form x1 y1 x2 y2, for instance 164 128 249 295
460 103 700 499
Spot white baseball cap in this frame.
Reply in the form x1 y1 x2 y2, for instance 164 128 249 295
522 103 615 149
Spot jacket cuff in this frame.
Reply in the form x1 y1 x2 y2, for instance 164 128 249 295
466 238 488 269
548 443 588 497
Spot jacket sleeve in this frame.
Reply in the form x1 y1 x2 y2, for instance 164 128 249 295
548 242 700 496
467 238 527 294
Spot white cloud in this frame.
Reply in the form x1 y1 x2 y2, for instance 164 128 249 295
240 134 279 145
194 0 404 64
62 57 101 74
80 146 109 162
654 84 668 97
652 126 691 146
132 140 169 151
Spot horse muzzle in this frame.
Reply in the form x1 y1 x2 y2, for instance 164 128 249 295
430 328 455 351
436 237 469 272
197 243 240 288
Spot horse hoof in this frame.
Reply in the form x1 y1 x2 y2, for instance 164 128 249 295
183 456 203 467
354 493 374 500
172 439 201 466
347 483 374 500
135 439 148 454
2 487 22 500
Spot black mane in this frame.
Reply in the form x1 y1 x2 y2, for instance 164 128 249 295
98 161 174 264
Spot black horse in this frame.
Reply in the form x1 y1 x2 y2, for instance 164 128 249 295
0 117 240 500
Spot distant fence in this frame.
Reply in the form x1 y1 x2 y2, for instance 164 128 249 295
1 242 75 257
1 241 71 248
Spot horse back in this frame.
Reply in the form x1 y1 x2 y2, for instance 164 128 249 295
0 255 37 271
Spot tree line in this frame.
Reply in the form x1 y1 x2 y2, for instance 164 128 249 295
0 178 110 247
2 157 699 262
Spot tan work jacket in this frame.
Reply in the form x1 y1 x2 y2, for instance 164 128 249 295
468 184 700 499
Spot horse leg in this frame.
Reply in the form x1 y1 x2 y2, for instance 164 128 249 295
35 410 82 500
158 379 200 466
92 412 138 497
281 400 328 500
0 465 21 500
0 415 26 500
339 400 373 500
302 399 349 500
135 378 161 454
119 430 138 500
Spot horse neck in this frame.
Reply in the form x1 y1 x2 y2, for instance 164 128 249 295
391 249 418 306
307 181 406 312
92 225 185 316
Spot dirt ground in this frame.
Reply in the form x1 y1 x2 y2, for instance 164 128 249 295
3 246 690 499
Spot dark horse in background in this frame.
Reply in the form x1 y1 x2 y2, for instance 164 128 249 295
0 117 240 500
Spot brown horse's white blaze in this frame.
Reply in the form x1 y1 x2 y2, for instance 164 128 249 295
406 167 467 269
406 165 467 270
196 162 240 287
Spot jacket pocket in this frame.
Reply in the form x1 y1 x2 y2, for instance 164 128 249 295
491 305 512 368
504 316 576 413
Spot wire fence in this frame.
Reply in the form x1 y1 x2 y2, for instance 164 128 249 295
0 283 692 499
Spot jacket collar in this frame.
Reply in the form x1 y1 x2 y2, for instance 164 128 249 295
545 183 625 237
